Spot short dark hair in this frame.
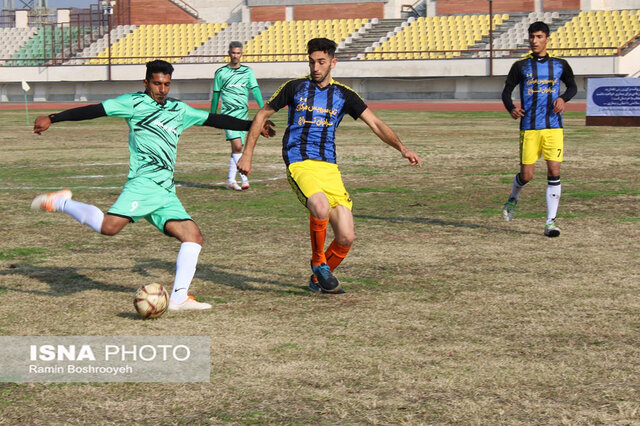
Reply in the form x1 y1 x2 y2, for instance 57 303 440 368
229 41 243 51
307 38 337 57
145 60 174 80
528 21 550 36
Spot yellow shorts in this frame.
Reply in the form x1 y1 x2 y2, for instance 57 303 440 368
519 129 564 164
287 160 353 210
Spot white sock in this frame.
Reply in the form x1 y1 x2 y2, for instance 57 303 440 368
509 173 526 201
228 155 238 183
59 199 104 233
231 153 248 183
546 177 561 224
170 242 202 304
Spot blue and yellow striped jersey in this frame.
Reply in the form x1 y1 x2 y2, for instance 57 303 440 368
268 76 368 166
502 54 577 130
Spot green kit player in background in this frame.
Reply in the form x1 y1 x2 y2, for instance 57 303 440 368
30 60 274 312
211 41 264 191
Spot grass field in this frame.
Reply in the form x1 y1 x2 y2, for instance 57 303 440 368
0 107 639 424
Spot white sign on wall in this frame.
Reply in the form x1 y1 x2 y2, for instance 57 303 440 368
586 77 640 117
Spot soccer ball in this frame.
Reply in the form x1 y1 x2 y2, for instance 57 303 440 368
133 283 169 319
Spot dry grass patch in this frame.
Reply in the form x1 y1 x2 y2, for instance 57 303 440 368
0 109 639 423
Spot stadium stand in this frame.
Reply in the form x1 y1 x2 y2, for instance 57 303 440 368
547 9 640 56
470 11 576 57
0 27 38 65
86 22 226 64
65 25 137 65
242 18 368 62
5 25 94 66
338 18 404 59
178 21 272 63
363 13 507 60
2 4 640 103
2 10 640 66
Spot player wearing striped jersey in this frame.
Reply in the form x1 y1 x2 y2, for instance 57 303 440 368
30 60 274 311
211 41 264 191
237 38 422 293
501 21 577 237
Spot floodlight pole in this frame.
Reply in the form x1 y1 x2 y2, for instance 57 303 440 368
102 1 115 81
489 0 493 76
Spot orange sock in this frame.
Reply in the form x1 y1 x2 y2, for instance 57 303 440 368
310 216 329 266
311 240 351 283
325 240 351 271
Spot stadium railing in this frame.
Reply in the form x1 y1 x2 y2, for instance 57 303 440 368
2 12 639 67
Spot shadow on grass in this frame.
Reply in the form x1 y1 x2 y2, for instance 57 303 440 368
175 181 226 190
116 312 148 320
0 264 132 296
354 214 537 235
132 259 305 295
0 258 307 298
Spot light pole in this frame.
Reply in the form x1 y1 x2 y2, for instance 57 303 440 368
102 0 116 81
488 0 493 76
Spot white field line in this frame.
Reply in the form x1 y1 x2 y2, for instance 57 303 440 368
69 175 122 179
0 176 285 191
1 161 286 190
1 162 128 169
1 162 286 170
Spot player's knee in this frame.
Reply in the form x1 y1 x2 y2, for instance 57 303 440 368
520 170 534 183
100 223 121 236
336 233 354 248
101 214 128 236
182 227 203 245
192 232 204 246
307 196 330 219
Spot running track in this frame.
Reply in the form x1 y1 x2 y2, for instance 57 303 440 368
0 100 586 112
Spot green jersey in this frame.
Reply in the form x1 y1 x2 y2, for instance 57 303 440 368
213 65 260 119
102 92 209 192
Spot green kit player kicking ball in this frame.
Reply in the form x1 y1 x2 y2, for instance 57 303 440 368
30 60 275 311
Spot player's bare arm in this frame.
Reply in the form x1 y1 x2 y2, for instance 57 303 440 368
238 105 277 176
358 108 422 167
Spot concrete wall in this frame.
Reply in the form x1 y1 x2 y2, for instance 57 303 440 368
436 0 640 14
0 74 593 103
193 0 397 22
192 0 248 23
581 0 640 10
437 0 536 14
247 0 387 21
1 52 634 103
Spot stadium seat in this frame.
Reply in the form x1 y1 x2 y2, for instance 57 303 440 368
0 27 39 66
547 9 640 57
88 23 225 65
243 18 367 62
364 13 509 61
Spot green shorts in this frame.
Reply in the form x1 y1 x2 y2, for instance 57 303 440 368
225 129 246 144
108 177 192 234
